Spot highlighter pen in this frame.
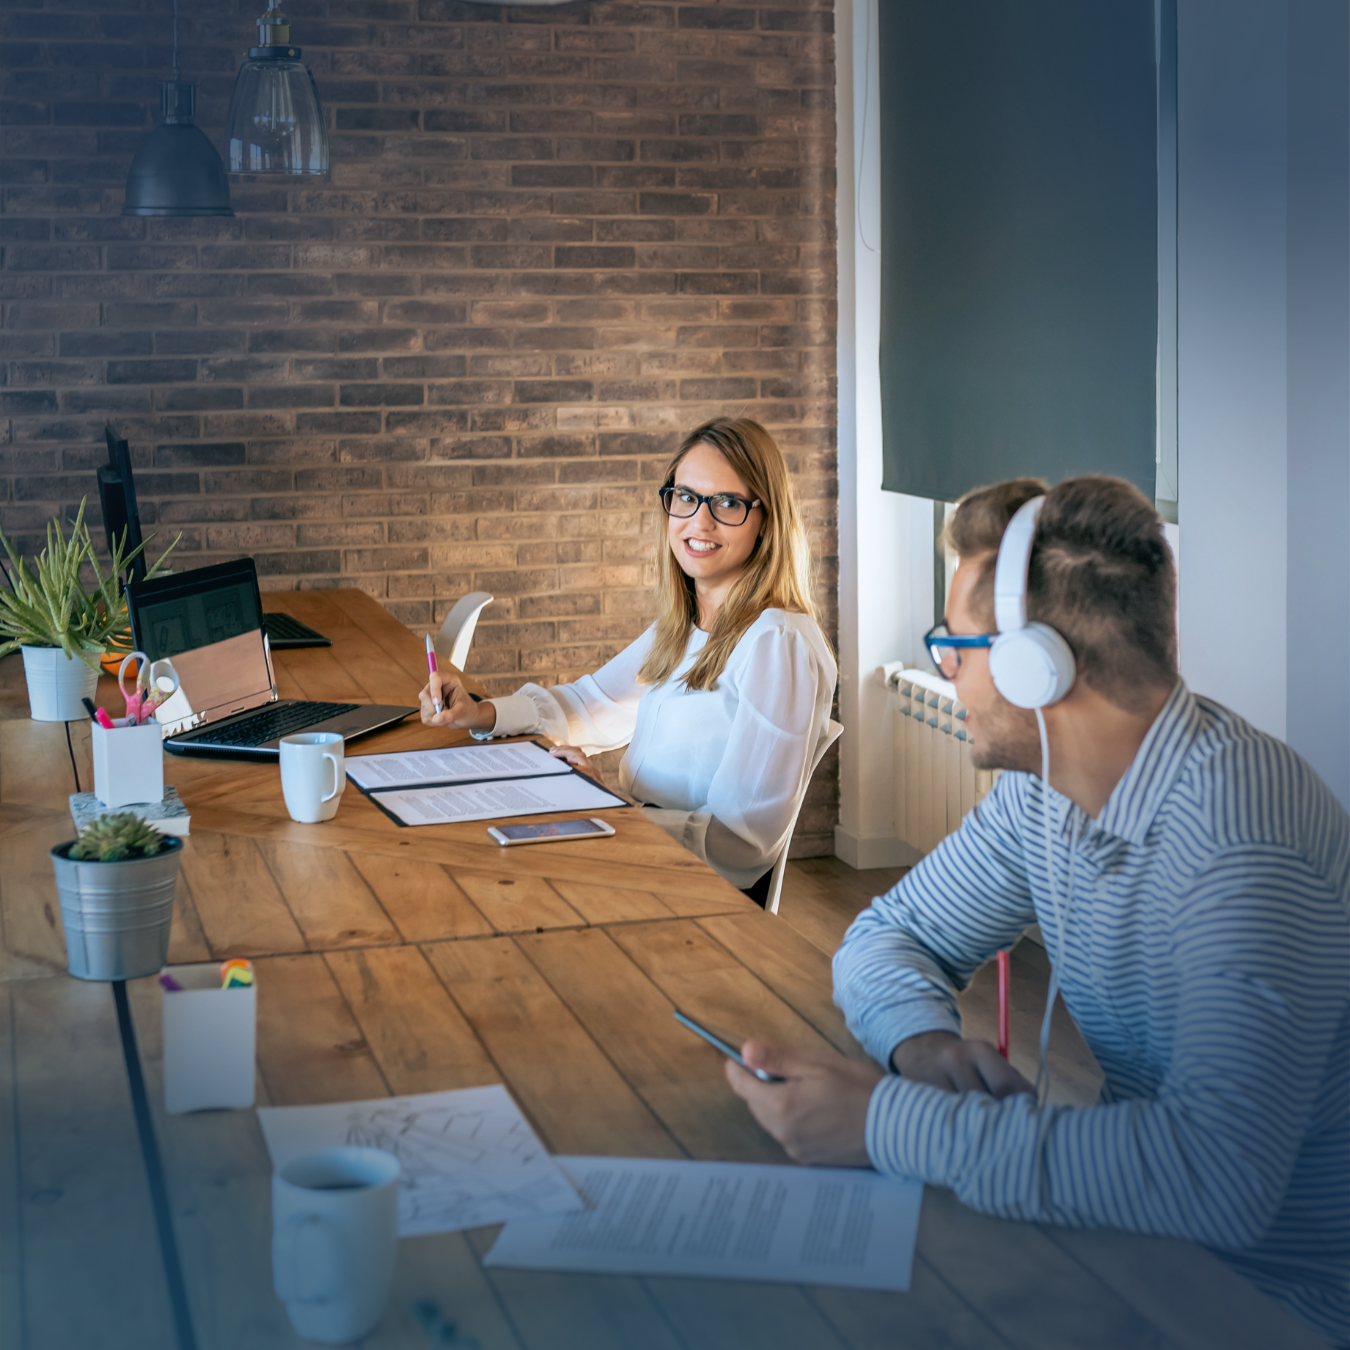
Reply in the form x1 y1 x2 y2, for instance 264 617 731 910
425 633 442 714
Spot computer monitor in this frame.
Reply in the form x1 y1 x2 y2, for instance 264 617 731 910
98 423 145 581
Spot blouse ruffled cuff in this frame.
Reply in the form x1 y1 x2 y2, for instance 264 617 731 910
470 692 540 741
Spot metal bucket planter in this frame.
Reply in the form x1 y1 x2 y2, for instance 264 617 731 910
22 645 100 722
49 837 182 981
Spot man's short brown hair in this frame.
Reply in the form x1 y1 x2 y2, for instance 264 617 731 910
947 475 1178 711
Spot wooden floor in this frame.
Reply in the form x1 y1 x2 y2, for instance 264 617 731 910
776 858 1104 1107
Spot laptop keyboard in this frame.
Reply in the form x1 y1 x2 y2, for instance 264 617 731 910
264 613 329 644
185 702 359 748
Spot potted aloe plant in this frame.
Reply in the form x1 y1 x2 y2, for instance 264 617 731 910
0 498 174 721
50 813 183 981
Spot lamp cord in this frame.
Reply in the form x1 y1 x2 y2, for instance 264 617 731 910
64 719 81 795
172 0 180 81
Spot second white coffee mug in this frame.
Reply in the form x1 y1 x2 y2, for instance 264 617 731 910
279 732 345 824
272 1146 400 1344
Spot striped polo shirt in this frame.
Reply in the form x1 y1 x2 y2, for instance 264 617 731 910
833 681 1349 1346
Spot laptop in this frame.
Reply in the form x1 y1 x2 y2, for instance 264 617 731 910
101 423 330 649
126 557 417 759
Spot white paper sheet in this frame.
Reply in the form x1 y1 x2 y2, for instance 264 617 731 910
372 773 625 827
483 1157 924 1292
345 741 570 790
257 1085 584 1237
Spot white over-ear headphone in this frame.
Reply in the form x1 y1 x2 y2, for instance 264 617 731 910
988 496 1076 709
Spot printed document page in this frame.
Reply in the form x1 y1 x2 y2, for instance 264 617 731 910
258 1085 583 1238
372 772 625 826
346 741 569 790
484 1157 924 1292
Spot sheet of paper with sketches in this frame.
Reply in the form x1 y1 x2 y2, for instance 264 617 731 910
483 1156 924 1292
257 1085 584 1237
345 741 570 790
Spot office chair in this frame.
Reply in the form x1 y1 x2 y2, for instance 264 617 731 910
765 718 844 916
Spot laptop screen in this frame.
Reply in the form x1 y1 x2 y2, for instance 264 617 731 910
128 559 276 734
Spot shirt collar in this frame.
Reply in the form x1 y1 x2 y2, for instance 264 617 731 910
1092 680 1202 845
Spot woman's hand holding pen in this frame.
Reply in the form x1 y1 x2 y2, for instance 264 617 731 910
419 669 496 733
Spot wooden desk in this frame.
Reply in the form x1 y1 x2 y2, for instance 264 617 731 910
0 592 1325 1350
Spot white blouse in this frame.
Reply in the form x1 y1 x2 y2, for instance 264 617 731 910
476 609 837 889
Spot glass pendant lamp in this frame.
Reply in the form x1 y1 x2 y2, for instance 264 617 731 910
121 0 233 217
225 3 329 176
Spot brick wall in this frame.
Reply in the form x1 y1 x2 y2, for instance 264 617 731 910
0 0 839 854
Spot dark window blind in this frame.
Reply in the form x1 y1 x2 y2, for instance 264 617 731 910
879 1 1159 503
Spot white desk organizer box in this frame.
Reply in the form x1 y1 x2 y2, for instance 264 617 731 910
161 963 257 1114
92 719 164 809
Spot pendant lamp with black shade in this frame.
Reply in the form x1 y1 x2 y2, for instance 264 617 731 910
121 0 233 217
225 3 330 176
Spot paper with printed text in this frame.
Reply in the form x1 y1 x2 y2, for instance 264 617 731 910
484 1156 923 1291
371 772 624 827
345 741 570 790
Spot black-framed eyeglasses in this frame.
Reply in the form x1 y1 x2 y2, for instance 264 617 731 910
659 485 762 527
924 621 995 679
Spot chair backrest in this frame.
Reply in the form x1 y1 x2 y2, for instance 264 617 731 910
434 592 494 672
765 718 843 916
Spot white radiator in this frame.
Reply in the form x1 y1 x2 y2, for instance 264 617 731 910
884 664 1000 856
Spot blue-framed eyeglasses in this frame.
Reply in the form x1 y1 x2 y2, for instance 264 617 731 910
924 622 995 679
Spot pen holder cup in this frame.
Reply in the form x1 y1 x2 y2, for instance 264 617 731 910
92 719 164 809
161 962 257 1115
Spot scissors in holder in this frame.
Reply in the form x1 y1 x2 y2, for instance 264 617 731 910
116 651 181 725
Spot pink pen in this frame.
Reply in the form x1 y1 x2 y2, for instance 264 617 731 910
425 634 442 714
94 707 116 730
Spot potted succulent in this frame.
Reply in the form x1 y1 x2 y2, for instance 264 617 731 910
0 498 175 721
50 813 183 981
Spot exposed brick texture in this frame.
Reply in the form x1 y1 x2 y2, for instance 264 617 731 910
0 0 839 854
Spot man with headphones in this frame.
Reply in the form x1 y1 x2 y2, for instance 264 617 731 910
726 475 1349 1347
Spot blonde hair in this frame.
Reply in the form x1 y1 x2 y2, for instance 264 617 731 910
638 418 818 691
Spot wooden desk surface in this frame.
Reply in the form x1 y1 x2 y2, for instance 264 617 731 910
0 591 1325 1350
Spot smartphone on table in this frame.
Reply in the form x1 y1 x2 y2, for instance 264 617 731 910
487 818 616 846
673 1009 787 1083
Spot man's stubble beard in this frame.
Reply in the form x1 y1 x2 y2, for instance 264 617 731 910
969 698 1042 775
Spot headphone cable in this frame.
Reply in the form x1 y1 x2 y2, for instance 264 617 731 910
1033 706 1078 1107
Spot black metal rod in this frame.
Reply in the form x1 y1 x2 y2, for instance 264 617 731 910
112 980 199 1350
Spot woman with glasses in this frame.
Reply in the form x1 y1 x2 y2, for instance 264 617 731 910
418 418 836 906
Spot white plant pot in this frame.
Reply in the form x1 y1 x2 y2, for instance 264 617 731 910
21 645 100 722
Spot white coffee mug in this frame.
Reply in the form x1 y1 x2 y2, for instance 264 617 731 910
279 732 345 824
272 1146 400 1344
